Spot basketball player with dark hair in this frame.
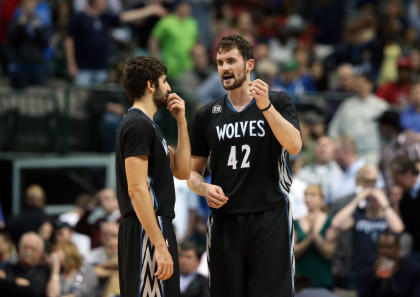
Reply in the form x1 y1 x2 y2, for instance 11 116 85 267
187 34 302 297
116 56 191 297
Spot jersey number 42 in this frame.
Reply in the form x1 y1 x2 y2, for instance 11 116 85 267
227 145 251 170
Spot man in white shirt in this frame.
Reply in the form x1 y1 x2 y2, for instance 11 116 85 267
329 71 388 164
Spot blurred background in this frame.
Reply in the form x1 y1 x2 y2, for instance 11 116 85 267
0 0 420 297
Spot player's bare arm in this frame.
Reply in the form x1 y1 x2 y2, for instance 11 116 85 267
249 79 302 155
125 155 173 281
167 93 191 180
187 156 228 209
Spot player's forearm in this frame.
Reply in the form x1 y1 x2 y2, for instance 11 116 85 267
262 106 302 155
129 185 167 250
173 122 191 180
187 171 208 196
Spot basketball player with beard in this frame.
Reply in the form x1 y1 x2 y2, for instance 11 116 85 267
187 35 302 297
115 56 190 297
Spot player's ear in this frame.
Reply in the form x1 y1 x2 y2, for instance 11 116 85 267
246 59 255 73
146 80 155 94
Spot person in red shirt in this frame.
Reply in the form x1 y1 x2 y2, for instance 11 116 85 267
376 57 413 107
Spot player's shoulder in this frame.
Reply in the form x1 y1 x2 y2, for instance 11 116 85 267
269 90 294 106
121 110 155 131
196 95 226 117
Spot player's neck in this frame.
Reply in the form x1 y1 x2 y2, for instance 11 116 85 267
132 96 157 120
227 81 253 107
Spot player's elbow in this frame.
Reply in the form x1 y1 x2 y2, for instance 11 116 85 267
174 170 191 180
287 139 302 155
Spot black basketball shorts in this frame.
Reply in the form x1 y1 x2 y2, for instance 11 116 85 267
118 213 180 297
207 204 294 297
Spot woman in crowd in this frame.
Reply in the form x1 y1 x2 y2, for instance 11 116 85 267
47 241 98 297
294 184 335 289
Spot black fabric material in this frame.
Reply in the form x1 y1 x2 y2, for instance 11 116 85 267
207 206 293 297
115 108 175 218
0 262 50 297
118 216 180 297
67 12 119 70
399 189 420 252
181 274 209 297
190 91 300 214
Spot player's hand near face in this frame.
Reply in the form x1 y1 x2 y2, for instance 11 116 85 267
204 184 229 209
249 79 270 110
167 93 186 124
154 245 174 280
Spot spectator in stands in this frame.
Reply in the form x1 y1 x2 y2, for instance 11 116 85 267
330 181 404 293
0 232 50 297
0 0 19 75
66 0 161 85
75 188 121 248
294 185 335 289
328 71 389 164
390 156 420 261
407 0 420 36
149 1 198 80
86 222 118 295
377 110 404 190
329 164 388 288
54 221 91 259
400 78 420 132
333 63 355 93
177 43 213 111
298 109 326 167
294 276 338 297
86 221 118 266
7 184 49 244
329 136 367 202
296 136 341 203
38 220 54 250
179 241 209 297
272 58 316 101
58 193 93 227
358 230 420 297
173 178 199 243
0 231 16 269
7 0 51 89
47 241 98 297
73 0 121 14
376 57 412 106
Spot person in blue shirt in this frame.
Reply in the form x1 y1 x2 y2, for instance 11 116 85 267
400 79 420 133
272 58 316 102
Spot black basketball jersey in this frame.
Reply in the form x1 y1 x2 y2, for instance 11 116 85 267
115 108 175 219
191 91 300 214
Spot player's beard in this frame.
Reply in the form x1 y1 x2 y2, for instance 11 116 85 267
153 85 168 109
222 66 247 90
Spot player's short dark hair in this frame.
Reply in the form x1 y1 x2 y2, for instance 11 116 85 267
216 34 254 61
180 241 204 260
121 56 167 103
390 155 419 175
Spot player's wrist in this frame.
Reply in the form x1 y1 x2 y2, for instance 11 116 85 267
258 100 272 112
177 118 187 126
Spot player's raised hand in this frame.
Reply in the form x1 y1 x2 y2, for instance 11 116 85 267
249 79 270 110
204 184 229 209
154 246 173 280
167 93 186 124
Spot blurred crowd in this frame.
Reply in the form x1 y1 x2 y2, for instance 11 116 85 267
1 0 420 297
